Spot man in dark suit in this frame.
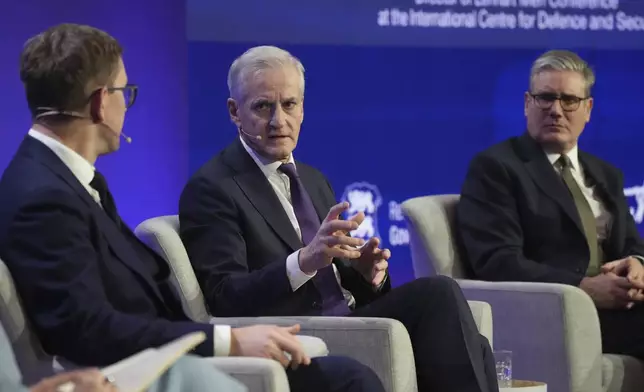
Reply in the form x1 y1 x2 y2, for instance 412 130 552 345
180 45 499 392
0 24 386 392
457 49 644 360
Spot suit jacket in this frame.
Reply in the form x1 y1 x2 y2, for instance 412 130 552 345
456 132 644 286
0 136 214 367
179 139 390 317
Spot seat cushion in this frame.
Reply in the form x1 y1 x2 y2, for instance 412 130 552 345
602 354 644 392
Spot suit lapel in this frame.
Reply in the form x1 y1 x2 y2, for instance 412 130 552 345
225 140 303 251
24 137 166 304
516 133 585 236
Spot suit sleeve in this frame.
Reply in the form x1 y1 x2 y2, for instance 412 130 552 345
5 189 214 366
179 176 294 317
321 175 391 306
614 171 644 258
457 154 585 286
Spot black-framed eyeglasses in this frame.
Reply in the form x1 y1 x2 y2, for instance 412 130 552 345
529 92 589 112
107 84 138 109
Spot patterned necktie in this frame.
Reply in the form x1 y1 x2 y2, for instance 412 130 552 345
278 163 350 316
558 155 603 276
90 171 122 228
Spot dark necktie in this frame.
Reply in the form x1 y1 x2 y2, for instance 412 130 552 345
557 155 603 276
278 163 350 316
90 171 122 228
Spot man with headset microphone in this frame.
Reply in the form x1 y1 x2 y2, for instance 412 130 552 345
0 23 384 392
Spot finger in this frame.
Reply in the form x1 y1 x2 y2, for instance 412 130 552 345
613 277 635 290
601 261 620 273
629 288 638 299
326 247 362 260
277 328 311 368
29 373 81 391
631 289 644 302
364 237 380 251
322 219 360 235
272 331 308 369
373 260 388 272
268 342 291 368
612 287 633 304
628 277 644 290
372 271 387 286
627 268 639 282
381 248 391 260
322 235 365 248
70 369 106 387
347 211 365 226
324 202 350 223
282 324 301 335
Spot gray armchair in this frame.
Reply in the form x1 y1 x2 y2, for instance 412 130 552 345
135 215 419 392
402 194 644 392
0 257 290 392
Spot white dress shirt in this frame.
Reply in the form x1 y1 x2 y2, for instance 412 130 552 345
545 145 612 240
28 129 231 356
240 137 356 308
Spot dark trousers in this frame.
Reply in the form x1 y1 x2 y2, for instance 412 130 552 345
287 355 385 392
351 276 499 392
599 303 644 360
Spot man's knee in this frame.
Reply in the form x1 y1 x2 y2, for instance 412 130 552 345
408 275 462 296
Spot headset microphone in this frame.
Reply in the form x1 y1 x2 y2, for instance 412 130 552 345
239 127 262 141
121 132 132 143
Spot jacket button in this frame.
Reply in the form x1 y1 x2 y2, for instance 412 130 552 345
312 301 322 309
575 268 582 273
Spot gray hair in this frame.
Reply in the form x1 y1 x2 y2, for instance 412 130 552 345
227 45 305 100
530 50 595 96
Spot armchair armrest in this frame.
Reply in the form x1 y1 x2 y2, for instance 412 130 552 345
458 280 603 392
467 300 493 346
210 316 417 392
206 357 289 392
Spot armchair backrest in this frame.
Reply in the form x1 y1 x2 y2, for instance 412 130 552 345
0 258 52 383
135 215 210 323
402 194 470 279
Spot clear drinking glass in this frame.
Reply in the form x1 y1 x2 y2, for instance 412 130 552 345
494 350 512 388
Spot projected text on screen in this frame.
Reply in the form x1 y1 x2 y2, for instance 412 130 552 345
187 0 644 49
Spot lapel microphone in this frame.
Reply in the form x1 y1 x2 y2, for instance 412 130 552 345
239 127 262 141
121 132 132 143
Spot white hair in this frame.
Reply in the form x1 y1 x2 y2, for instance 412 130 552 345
227 45 305 100
530 50 595 96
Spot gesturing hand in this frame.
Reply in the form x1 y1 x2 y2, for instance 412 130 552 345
298 202 365 274
350 237 390 287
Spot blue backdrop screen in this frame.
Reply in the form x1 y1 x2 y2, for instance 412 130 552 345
188 0 644 49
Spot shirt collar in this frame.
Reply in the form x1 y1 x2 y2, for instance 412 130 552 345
239 135 295 177
545 144 580 171
28 128 95 187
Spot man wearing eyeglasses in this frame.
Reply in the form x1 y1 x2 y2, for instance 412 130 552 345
457 49 644 360
0 23 386 392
